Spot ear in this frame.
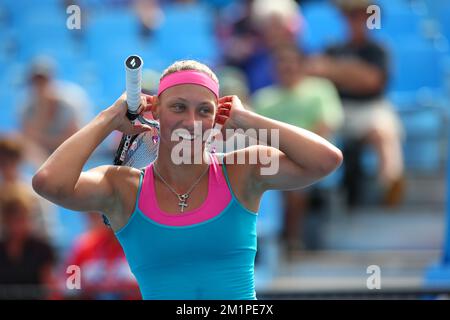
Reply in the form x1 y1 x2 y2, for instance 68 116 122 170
152 96 160 120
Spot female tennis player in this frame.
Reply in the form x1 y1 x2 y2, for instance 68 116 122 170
32 60 343 300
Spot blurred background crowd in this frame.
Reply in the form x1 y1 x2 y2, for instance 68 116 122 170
0 0 449 299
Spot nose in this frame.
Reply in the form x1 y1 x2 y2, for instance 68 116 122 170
182 109 200 133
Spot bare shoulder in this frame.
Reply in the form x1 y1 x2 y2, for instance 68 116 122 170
106 165 142 186
90 164 141 197
101 165 143 230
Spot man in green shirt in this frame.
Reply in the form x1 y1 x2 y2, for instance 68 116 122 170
252 46 343 138
252 45 343 256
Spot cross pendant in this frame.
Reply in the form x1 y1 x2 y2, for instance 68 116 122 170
178 194 189 213
178 201 188 212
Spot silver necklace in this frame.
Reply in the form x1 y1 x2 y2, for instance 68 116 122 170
153 163 209 213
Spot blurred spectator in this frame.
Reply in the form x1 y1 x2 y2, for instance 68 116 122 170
18 56 93 166
0 185 57 299
62 212 140 300
0 137 26 189
217 66 251 107
218 0 303 93
202 0 237 10
217 0 259 69
252 45 343 256
0 136 57 241
251 0 303 50
173 0 197 4
306 0 405 207
69 0 134 10
142 68 161 95
133 0 164 39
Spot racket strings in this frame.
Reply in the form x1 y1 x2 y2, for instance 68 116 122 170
123 131 159 168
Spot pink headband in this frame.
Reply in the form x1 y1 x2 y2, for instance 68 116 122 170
157 70 219 99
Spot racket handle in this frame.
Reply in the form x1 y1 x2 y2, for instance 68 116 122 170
126 110 139 121
125 55 143 120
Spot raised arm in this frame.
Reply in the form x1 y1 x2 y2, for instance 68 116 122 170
217 96 343 192
32 94 154 214
306 55 386 95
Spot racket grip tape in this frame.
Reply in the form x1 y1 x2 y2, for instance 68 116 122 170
125 55 143 115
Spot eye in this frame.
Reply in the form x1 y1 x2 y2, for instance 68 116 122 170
171 103 185 112
200 107 213 115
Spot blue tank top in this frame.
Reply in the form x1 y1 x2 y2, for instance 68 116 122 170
115 154 258 300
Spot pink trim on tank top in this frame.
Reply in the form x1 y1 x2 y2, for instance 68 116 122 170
138 153 232 226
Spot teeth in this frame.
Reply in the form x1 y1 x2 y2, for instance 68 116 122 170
177 132 199 140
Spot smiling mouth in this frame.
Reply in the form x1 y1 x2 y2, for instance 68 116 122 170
176 132 201 141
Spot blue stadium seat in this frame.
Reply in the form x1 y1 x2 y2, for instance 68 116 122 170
258 190 283 239
85 9 141 59
369 1 424 42
139 42 169 72
381 10 423 39
154 3 220 66
375 0 410 10
387 38 446 93
437 4 450 40
299 1 348 53
14 3 68 31
1 0 64 22
84 10 145 105
424 0 450 36
403 139 442 172
13 5 76 62
0 66 21 132
255 190 283 287
400 107 445 172
0 27 14 67
20 38 80 66
401 107 444 138
55 207 88 252
388 91 418 111
0 91 17 132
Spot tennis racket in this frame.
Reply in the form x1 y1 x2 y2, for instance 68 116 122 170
113 55 160 168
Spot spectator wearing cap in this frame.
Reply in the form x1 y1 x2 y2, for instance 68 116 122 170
306 0 405 207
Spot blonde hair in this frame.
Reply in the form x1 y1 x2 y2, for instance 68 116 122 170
160 60 219 84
